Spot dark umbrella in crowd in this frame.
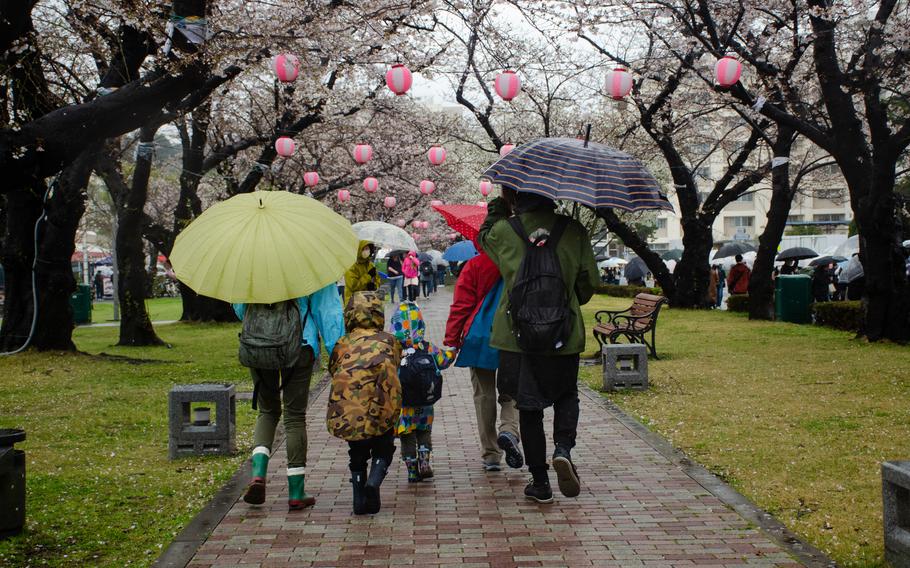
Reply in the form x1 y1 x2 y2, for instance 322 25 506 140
839 255 864 283
417 252 432 262
809 255 847 267
776 247 818 261
661 249 683 261
623 256 648 282
713 242 756 259
483 136 674 213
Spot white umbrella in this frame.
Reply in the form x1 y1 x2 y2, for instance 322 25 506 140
426 249 449 267
352 221 418 251
834 235 859 258
598 257 628 269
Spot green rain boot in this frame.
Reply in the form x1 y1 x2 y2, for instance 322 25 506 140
243 446 269 505
287 468 316 511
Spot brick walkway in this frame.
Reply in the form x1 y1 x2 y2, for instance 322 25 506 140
187 289 803 568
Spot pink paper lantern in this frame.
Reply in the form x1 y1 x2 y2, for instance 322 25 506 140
395 218 407 227
427 145 447 165
411 232 420 240
385 63 413 96
419 180 436 195
430 199 443 207
383 196 396 208
273 54 300 83
303 171 319 187
479 180 492 196
420 221 430 229
275 137 295 157
714 55 742 88
476 201 488 208
494 70 521 101
354 143 373 164
605 67 633 100
499 144 515 157
363 177 379 193
337 189 350 203
431 233 439 240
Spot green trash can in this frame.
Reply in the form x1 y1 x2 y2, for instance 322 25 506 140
70 284 92 325
775 275 811 323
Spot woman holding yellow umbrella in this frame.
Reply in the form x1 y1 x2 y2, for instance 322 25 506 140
170 190 359 511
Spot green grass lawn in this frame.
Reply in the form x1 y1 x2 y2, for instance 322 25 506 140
580 295 910 567
89 297 183 323
0 319 258 567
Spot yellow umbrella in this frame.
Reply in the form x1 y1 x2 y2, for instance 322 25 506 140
170 191 358 304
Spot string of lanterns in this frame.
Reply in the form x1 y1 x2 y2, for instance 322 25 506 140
268 51 745 219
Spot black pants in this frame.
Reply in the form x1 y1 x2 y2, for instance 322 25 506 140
499 351 580 480
407 285 419 301
420 280 432 297
347 430 396 473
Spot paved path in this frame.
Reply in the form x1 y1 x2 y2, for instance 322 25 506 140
187 289 803 568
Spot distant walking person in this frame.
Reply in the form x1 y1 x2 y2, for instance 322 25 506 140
93 271 104 300
478 187 598 504
811 264 831 302
235 285 344 511
419 259 435 298
716 265 726 307
402 252 420 301
386 253 404 303
344 241 380 305
708 266 719 308
727 254 751 295
445 243 522 472
328 292 402 515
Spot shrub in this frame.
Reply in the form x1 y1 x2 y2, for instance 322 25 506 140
812 301 864 332
595 283 663 298
726 294 750 312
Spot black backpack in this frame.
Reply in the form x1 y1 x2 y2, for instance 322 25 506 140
507 216 572 351
419 260 435 278
398 348 443 406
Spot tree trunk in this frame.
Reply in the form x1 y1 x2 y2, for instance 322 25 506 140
178 283 237 322
749 129 795 320
598 209 676 300
855 166 910 341
114 127 164 346
0 149 97 351
671 216 715 308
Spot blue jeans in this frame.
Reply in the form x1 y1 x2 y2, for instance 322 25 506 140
388 277 403 303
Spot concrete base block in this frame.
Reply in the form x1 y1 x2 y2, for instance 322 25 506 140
884 460 910 568
602 343 648 391
168 384 236 460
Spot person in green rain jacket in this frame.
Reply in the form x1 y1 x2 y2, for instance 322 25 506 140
344 241 381 306
478 186 598 505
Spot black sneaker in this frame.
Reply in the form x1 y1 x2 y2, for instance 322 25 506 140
552 447 580 498
524 479 554 504
497 432 524 469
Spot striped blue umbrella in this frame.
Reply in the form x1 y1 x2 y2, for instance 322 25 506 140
483 137 673 212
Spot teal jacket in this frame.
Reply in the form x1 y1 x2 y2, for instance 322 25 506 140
233 283 344 357
478 197 599 355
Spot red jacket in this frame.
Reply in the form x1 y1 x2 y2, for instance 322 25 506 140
727 262 751 294
444 252 501 347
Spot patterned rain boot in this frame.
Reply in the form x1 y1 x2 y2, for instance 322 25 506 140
287 468 316 511
417 446 434 479
350 470 368 515
364 458 390 514
404 457 421 483
243 446 269 505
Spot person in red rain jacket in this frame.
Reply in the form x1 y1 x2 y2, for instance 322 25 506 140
726 254 751 295
444 246 522 472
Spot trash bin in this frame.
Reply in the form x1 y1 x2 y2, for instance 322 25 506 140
70 283 92 324
0 429 26 539
775 275 812 323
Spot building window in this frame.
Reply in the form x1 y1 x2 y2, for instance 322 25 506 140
787 215 803 223
730 216 754 227
813 213 846 222
656 218 667 229
735 192 754 202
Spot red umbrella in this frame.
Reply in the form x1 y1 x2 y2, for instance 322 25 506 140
430 204 488 241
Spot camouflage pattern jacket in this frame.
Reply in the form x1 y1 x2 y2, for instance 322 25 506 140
327 292 402 441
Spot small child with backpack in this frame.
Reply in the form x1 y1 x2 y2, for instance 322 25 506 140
419 259 435 298
327 291 402 515
390 301 456 482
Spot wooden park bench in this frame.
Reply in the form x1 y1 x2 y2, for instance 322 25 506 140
593 293 668 359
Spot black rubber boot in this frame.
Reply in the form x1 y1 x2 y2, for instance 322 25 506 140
350 470 368 515
364 458 390 514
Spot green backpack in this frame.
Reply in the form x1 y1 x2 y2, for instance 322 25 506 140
238 300 305 370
